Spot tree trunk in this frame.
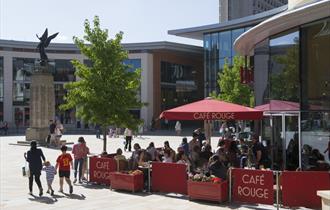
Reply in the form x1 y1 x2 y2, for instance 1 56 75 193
103 126 107 152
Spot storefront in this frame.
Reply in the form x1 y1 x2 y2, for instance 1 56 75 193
234 0 330 170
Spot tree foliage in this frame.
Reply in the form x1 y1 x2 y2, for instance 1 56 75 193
210 56 254 107
60 16 143 151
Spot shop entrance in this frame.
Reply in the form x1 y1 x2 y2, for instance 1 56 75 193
263 113 300 170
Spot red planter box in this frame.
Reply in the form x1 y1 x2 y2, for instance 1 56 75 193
188 180 228 203
109 172 144 193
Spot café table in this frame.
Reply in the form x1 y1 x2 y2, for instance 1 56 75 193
138 161 152 192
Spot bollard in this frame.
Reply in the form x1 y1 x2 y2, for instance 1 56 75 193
229 167 232 203
276 171 280 210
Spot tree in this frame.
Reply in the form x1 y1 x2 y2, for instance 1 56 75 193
60 16 144 152
210 56 254 107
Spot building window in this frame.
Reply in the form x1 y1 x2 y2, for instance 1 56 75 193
301 18 330 111
232 28 245 57
203 27 249 96
269 29 300 104
13 58 34 81
123 59 141 72
12 58 77 126
300 18 330 168
160 61 198 111
219 31 231 59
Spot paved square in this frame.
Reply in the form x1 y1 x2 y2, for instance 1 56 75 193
0 134 295 210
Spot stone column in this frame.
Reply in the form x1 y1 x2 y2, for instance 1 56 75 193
26 65 55 142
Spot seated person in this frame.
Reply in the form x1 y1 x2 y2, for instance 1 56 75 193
162 149 173 163
200 144 213 163
208 154 228 180
129 143 141 170
114 148 126 161
138 149 152 166
146 142 159 161
176 151 189 165
163 141 176 161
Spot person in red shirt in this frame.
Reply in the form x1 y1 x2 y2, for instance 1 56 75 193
55 145 73 194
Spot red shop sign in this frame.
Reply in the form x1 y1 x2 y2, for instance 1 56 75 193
232 168 274 205
89 156 116 185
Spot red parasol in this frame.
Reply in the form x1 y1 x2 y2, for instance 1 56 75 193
159 98 263 121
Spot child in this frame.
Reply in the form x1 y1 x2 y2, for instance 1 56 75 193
42 161 56 195
55 145 73 194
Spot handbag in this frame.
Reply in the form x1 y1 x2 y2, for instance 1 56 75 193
22 161 30 177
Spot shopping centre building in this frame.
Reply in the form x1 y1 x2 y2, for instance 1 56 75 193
170 0 330 170
0 40 203 130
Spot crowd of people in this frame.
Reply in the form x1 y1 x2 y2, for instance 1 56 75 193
108 128 270 181
24 137 89 196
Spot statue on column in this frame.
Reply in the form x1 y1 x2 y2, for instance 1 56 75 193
36 28 59 66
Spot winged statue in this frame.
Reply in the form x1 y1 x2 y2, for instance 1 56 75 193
36 28 59 65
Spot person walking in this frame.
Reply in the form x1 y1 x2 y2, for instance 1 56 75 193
24 140 46 196
42 161 56 196
95 124 101 139
72 137 89 184
55 145 73 194
124 128 133 152
175 121 182 135
80 138 90 181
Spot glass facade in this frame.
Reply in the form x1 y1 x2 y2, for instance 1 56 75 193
300 18 330 169
12 58 77 126
269 30 300 104
204 27 253 96
124 58 142 118
0 57 3 121
160 61 198 111
259 18 330 170
123 59 141 73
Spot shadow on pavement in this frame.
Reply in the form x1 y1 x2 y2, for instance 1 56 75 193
227 202 274 210
28 195 57 204
110 189 152 197
62 192 86 200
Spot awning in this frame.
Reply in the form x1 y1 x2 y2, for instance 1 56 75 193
255 100 322 112
255 100 300 112
234 0 330 55
159 98 263 120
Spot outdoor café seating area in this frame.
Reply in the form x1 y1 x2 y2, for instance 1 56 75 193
86 98 329 209
88 145 330 209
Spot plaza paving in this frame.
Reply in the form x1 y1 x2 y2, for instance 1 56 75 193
0 134 305 210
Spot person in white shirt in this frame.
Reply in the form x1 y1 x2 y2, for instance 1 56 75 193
162 149 173 163
124 128 133 152
175 121 182 135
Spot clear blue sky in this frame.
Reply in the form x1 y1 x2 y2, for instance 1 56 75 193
0 0 218 46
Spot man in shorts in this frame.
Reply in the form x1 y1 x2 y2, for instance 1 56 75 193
55 145 73 194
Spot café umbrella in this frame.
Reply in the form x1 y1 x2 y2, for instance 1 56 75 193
159 98 263 141
159 98 263 121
